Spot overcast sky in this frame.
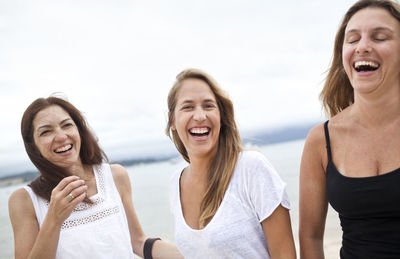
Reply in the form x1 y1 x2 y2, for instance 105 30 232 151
0 0 355 175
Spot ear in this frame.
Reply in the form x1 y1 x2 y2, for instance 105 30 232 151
169 112 176 131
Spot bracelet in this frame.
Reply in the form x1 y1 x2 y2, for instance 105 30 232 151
143 237 161 259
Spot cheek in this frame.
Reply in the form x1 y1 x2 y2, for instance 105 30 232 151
212 115 222 137
174 112 187 128
382 47 398 66
71 129 82 145
214 112 221 128
34 141 50 159
75 132 82 144
33 137 46 153
342 47 352 71
172 116 185 138
176 126 186 140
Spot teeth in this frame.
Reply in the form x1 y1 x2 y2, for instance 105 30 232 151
55 144 72 153
354 61 379 69
190 127 209 134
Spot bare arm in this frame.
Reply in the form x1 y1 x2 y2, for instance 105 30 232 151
299 125 328 259
9 176 87 259
110 164 183 259
262 204 296 259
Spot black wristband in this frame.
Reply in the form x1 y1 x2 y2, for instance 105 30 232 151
143 237 161 259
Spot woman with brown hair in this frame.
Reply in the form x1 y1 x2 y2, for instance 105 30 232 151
299 0 400 258
166 68 296 258
8 96 182 259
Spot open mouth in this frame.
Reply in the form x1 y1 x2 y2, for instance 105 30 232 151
54 144 73 153
189 127 210 137
354 61 379 72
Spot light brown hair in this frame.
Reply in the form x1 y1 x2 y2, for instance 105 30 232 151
166 68 242 228
321 0 400 117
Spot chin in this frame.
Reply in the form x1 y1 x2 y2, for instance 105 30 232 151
354 87 378 95
352 82 378 93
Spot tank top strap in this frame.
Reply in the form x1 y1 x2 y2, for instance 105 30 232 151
323 120 332 162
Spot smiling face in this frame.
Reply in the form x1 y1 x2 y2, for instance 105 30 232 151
342 7 400 96
172 78 221 161
33 105 82 168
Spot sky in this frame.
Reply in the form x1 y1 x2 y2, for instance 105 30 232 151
0 0 355 176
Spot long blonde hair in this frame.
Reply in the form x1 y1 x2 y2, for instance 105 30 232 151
166 68 242 228
321 0 400 117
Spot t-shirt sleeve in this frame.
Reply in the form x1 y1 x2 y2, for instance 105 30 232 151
242 151 291 223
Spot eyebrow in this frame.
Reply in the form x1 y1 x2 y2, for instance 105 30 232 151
178 99 217 105
36 118 72 131
345 27 394 34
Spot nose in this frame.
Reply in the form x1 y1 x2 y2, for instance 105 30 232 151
356 37 372 54
193 107 206 121
54 128 68 142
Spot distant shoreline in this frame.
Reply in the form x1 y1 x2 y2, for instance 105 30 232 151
0 122 318 187
0 156 177 187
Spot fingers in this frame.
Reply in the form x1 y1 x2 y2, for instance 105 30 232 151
51 177 88 207
60 179 86 199
66 184 88 203
52 176 80 193
67 193 75 200
47 177 88 225
68 191 87 207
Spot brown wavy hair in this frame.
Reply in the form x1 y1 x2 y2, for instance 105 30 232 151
321 0 400 117
21 96 107 201
166 68 242 228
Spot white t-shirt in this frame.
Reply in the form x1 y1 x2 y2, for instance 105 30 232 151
24 164 134 259
170 150 290 259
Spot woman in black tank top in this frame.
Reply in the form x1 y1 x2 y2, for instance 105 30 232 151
299 1 400 258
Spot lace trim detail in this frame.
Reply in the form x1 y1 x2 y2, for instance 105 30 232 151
61 206 120 229
94 164 106 196
73 196 105 211
73 165 106 211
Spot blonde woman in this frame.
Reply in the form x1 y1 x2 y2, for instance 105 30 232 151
166 68 296 258
300 0 400 258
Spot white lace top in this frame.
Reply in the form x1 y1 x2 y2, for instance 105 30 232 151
24 163 134 259
170 151 291 259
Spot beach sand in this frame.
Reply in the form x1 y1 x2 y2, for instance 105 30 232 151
0 139 342 258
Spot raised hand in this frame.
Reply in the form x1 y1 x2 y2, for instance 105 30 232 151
47 176 88 225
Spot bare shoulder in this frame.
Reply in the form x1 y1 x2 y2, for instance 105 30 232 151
304 123 326 151
109 164 132 197
9 187 33 210
110 164 129 178
301 122 328 171
9 187 36 222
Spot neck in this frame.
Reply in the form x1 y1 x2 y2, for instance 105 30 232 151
186 155 213 183
186 145 218 179
67 163 93 180
352 88 400 128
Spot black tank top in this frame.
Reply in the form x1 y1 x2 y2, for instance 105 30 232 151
324 121 400 259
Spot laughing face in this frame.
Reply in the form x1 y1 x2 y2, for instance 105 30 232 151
342 7 400 95
33 105 82 168
172 78 221 160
